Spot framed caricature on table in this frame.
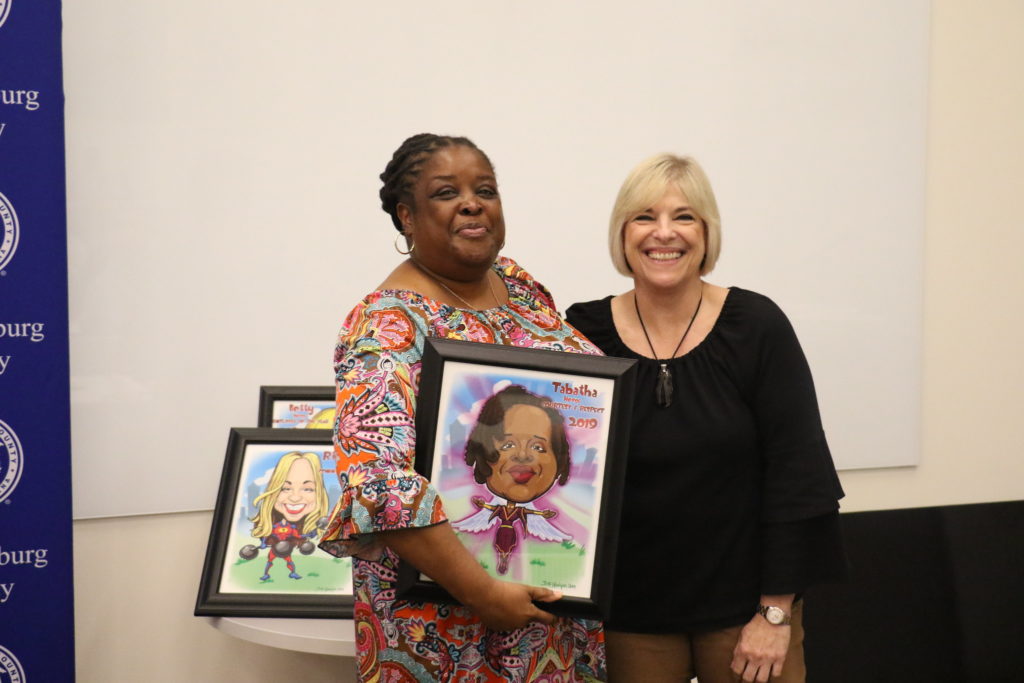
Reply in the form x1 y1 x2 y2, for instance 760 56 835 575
195 428 353 618
399 339 636 619
257 385 335 430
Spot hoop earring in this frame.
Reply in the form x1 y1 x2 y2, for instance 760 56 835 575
394 232 414 256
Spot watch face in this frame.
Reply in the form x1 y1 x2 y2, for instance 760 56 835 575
765 606 785 624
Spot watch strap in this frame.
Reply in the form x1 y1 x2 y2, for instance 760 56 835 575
757 603 792 625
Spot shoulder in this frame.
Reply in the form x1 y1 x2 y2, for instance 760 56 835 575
341 290 430 326
494 255 558 310
717 288 808 370
565 297 614 332
565 296 619 354
494 254 532 284
721 287 794 335
335 290 432 354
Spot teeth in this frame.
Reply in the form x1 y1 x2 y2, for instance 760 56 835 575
648 251 682 260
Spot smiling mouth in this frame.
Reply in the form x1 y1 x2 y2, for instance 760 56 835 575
282 504 308 515
645 249 684 261
456 223 489 237
507 466 536 484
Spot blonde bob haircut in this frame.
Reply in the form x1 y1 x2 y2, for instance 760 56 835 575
608 154 722 277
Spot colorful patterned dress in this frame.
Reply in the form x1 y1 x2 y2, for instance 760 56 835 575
319 256 606 682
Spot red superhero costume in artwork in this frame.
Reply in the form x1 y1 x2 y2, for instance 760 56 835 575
471 498 559 574
492 504 529 572
261 519 305 581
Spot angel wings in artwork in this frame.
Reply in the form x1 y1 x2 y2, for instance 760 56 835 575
452 384 576 574
452 495 572 574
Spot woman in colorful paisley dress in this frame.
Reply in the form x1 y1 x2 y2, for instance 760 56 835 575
318 133 606 682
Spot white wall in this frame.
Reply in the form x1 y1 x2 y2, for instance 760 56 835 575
73 1 1024 681
64 0 929 519
837 0 1024 513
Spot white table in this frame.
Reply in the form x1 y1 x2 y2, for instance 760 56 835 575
209 616 356 656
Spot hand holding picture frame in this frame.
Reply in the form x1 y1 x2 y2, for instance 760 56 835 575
398 339 636 620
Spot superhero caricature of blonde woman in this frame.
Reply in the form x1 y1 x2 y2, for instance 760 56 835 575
246 451 330 581
452 385 573 574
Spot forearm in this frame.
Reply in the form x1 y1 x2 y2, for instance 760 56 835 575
379 522 493 610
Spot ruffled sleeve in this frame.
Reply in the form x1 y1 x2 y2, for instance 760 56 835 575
318 294 448 560
761 513 848 593
741 291 845 523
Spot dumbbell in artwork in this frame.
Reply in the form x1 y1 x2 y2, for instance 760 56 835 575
238 452 330 581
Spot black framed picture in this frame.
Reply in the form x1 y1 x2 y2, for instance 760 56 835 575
398 338 637 620
195 428 353 618
257 385 335 429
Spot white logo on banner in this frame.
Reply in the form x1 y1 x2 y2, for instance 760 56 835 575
0 645 25 683
0 2 10 31
0 192 18 273
0 420 23 504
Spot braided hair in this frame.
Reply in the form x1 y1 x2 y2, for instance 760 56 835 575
379 133 494 232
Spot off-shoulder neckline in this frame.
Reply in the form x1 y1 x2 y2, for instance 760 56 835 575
366 258 522 314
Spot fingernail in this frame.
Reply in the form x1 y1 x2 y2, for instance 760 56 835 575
551 590 563 600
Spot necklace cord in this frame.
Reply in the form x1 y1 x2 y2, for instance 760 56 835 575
634 286 704 408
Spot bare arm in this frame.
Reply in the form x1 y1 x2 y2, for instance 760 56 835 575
323 300 561 631
381 522 562 631
471 495 496 511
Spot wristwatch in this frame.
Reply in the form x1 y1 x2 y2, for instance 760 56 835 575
757 604 791 626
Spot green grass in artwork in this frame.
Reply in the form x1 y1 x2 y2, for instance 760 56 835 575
526 542 586 590
226 555 351 593
462 533 587 592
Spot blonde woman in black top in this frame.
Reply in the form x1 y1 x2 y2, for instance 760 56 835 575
566 155 845 683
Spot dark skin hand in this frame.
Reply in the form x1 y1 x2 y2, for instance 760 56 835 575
380 522 561 631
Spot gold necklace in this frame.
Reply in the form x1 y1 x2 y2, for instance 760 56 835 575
412 259 502 311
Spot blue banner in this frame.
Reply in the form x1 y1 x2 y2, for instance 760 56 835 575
0 1 75 681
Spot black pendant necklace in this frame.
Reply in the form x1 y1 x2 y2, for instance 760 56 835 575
634 286 704 408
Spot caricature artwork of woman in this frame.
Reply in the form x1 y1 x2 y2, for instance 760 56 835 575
452 385 573 574
242 451 330 581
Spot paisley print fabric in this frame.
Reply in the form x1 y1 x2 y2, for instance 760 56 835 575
320 257 605 682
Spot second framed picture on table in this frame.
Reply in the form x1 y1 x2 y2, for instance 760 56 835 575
257 385 335 430
398 339 637 620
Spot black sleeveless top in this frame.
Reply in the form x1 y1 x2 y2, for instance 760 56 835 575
566 288 846 632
